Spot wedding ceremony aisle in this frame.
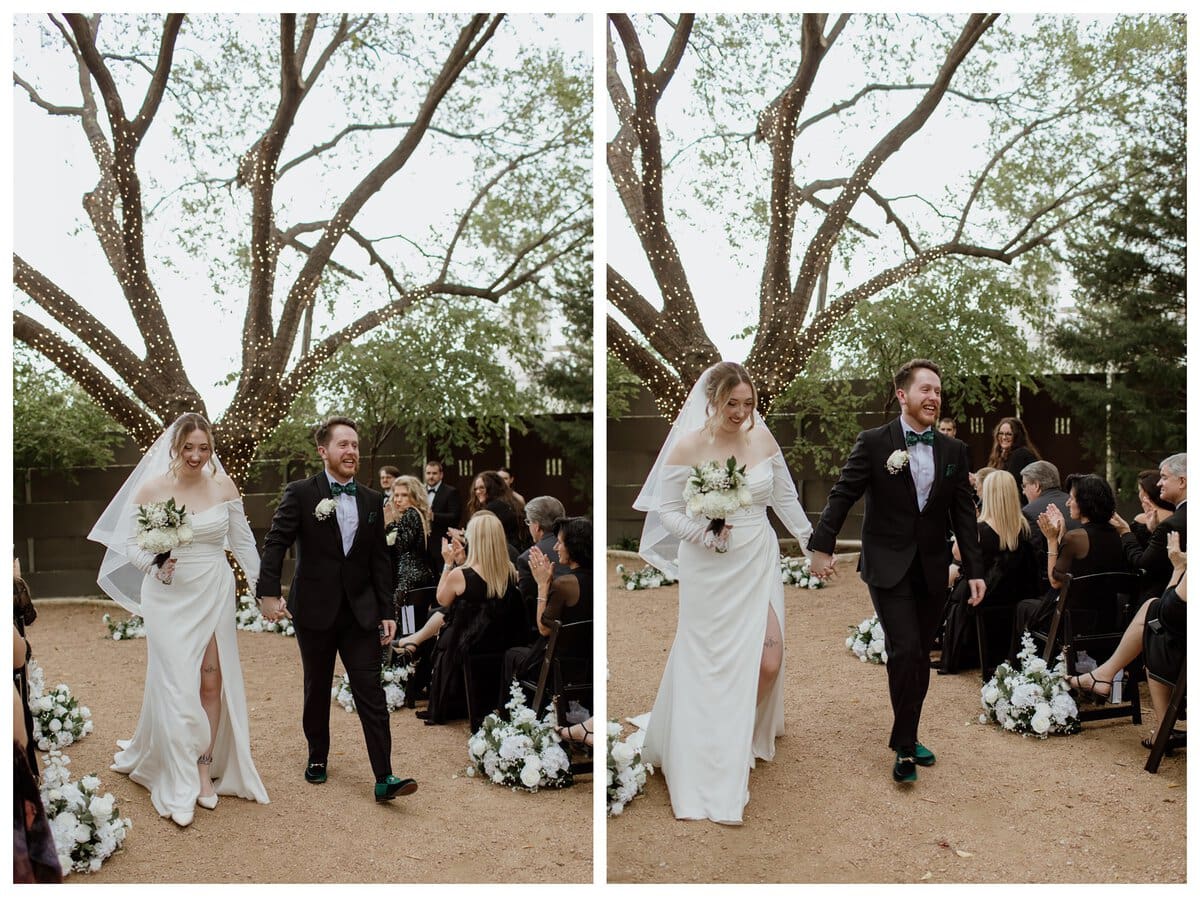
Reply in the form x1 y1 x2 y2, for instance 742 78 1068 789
26 602 591 884
607 554 1186 884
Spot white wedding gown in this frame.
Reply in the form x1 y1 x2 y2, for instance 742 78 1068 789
640 453 812 824
111 499 270 818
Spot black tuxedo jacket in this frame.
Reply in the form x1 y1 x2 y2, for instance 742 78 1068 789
428 482 462 534
257 473 392 631
1121 501 1186 597
809 418 983 590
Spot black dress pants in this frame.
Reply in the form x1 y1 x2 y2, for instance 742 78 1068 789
867 559 944 755
294 599 392 781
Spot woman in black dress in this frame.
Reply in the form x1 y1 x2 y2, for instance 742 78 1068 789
1009 473 1129 659
384 476 435 666
415 511 525 725
1068 530 1186 748
986 417 1040 503
464 471 523 552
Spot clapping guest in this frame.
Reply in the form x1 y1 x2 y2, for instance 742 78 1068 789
942 472 1039 674
986 418 1041 503
385 476 435 660
1008 473 1129 661
465 471 523 551
415 512 525 725
1128 468 1176 545
501 517 593 713
1020 460 1081 591
1111 453 1187 604
516 496 567 630
1066 531 1186 749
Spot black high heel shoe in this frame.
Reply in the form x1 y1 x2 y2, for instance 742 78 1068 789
1066 671 1113 703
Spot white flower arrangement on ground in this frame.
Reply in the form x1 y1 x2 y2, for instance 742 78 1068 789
682 456 752 552
102 612 146 640
614 562 676 590
28 668 94 752
465 681 572 791
846 615 887 664
135 497 193 555
235 593 296 636
781 556 825 588
39 750 132 876
332 662 412 713
980 632 1081 737
607 720 652 816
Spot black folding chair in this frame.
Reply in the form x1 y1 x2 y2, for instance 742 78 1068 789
1145 656 1187 774
515 618 593 719
1033 571 1142 724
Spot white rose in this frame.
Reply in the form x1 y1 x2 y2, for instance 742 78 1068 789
49 718 63 732
982 685 1000 705
89 857 104 873
610 740 636 767
870 622 885 641
175 523 194 544
1030 706 1052 735
609 800 625 816
519 757 543 788
845 636 855 649
74 821 93 843
81 775 101 791
858 619 873 634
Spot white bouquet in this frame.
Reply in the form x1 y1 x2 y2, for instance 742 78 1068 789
466 681 573 791
28 665 94 752
781 556 824 589
235 593 296 637
846 615 887 664
332 662 412 713
979 632 1080 737
135 498 192 580
615 562 676 591
681 456 752 552
40 750 132 875
607 720 653 816
102 612 146 640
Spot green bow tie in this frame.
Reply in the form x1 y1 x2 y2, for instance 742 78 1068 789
330 481 357 497
905 430 935 447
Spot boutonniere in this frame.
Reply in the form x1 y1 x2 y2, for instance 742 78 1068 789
315 498 337 521
886 450 910 475
945 463 957 477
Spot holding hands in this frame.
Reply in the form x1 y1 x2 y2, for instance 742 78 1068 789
810 550 836 580
260 595 290 623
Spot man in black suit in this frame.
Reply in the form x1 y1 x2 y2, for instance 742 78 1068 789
1113 452 1187 602
809 359 983 784
258 417 417 802
1019 460 1081 592
424 459 461 568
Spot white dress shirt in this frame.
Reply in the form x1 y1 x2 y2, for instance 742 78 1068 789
327 474 359 554
901 423 935 512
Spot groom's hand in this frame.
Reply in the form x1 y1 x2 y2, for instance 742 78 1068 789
260 596 289 622
811 550 836 579
967 578 986 607
379 619 396 645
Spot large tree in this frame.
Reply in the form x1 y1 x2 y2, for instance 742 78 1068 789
1045 31 1185 497
14 13 590 480
606 13 1183 414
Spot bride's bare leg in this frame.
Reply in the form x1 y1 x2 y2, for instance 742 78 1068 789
198 635 221 796
758 605 783 705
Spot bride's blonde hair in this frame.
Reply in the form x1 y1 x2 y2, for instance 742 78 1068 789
167 413 218 477
703 362 757 436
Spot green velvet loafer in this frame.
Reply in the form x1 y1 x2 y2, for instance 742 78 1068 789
892 754 917 783
304 762 327 784
913 743 936 767
374 774 418 802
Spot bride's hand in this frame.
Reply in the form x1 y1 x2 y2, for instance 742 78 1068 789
810 550 836 579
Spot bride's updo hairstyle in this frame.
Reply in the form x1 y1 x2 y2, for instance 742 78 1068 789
703 362 757 436
167 412 218 477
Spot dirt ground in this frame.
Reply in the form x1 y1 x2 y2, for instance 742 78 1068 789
605 553 1187 884
23 601 592 885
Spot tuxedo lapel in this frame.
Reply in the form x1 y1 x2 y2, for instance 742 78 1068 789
314 474 346 556
928 433 946 516
889 418 919 512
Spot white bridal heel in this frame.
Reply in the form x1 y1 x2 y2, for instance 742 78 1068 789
197 793 219 810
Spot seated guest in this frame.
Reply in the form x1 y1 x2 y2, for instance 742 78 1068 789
465 470 524 551
1111 453 1187 604
1127 468 1176 547
987 417 1041 504
1009 473 1129 661
556 715 594 748
969 466 998 515
516 496 568 632
502 517 593 712
1067 531 1186 748
942 471 1039 674
1020 460 1082 591
414 512 525 725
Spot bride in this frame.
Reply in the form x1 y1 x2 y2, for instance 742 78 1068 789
633 362 813 824
89 413 269 827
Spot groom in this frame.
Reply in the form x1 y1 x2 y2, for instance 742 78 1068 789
258 416 418 802
808 359 983 784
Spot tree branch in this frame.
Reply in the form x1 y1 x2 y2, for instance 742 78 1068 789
12 73 84 115
606 317 689 416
